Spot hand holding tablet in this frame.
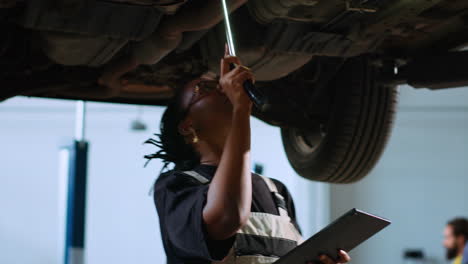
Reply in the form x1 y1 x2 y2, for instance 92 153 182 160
275 208 391 264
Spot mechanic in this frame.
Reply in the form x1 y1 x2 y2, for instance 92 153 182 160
144 48 351 264
443 218 468 264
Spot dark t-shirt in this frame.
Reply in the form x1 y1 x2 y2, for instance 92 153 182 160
153 164 301 264
462 243 468 264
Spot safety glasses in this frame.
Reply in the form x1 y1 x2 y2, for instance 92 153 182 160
184 79 221 113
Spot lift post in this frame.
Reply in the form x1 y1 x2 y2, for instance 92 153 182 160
58 101 89 264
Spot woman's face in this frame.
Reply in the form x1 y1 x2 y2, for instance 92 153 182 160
179 76 234 145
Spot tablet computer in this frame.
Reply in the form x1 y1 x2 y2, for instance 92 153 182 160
274 208 391 264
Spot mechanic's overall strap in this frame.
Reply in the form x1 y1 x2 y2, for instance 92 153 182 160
181 171 289 219
258 176 289 218
181 170 210 184
182 170 303 264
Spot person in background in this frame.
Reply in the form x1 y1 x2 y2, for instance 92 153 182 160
443 218 468 264
463 236 468 264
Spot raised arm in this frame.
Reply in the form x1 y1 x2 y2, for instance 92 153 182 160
202 54 254 240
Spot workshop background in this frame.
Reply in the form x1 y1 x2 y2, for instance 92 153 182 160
1 85 468 264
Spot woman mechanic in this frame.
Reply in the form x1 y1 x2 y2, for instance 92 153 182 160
145 49 352 264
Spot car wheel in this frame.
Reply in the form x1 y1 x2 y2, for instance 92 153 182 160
281 56 398 183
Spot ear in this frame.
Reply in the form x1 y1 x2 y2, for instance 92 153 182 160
178 118 192 136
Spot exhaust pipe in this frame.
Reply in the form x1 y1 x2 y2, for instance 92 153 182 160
398 51 468 90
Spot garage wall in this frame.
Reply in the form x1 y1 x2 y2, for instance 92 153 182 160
4 85 466 264
0 97 323 264
0 99 165 264
330 86 468 264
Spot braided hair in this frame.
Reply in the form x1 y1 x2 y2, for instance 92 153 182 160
144 88 200 172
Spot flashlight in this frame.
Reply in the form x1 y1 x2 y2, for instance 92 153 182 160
220 0 269 112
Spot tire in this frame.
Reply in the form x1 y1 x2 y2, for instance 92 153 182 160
281 56 398 183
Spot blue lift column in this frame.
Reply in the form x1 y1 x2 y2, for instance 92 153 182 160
59 101 88 264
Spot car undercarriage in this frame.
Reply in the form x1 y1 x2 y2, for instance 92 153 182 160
2 0 468 182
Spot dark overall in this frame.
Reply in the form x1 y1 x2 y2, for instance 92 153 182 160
181 170 304 264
